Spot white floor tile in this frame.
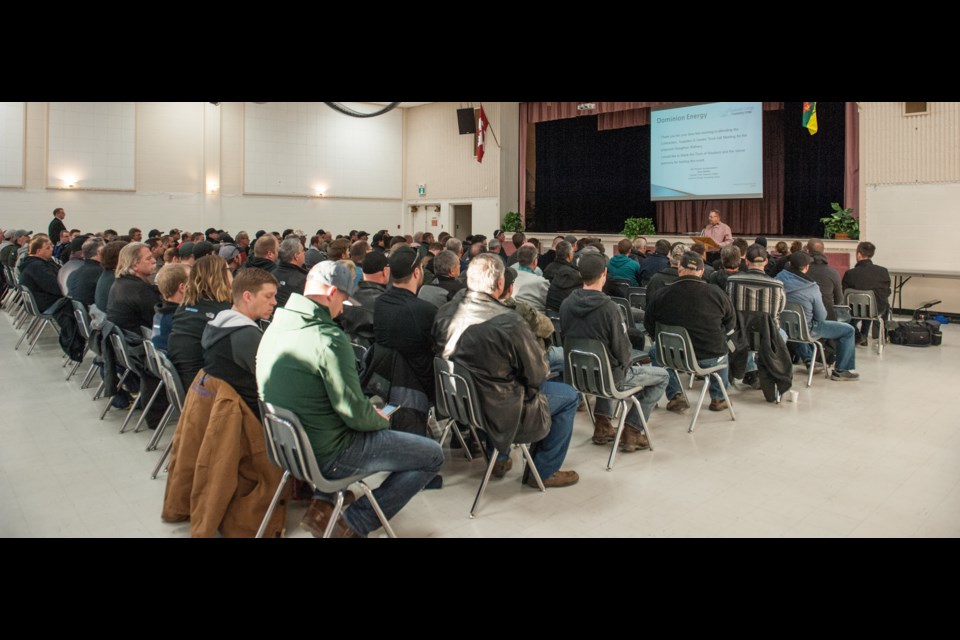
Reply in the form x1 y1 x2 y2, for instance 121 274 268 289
3 309 960 538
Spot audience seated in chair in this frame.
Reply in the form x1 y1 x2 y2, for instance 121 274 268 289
841 241 891 344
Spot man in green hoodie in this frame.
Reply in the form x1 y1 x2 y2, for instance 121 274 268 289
256 261 444 538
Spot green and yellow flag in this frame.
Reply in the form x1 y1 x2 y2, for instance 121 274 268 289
802 101 818 135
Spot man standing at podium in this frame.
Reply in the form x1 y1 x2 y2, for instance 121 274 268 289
701 209 733 248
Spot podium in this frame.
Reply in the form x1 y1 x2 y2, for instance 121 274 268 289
691 236 720 252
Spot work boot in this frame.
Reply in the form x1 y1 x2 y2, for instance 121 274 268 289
527 469 579 488
300 492 356 538
592 415 617 445
666 393 689 413
709 399 729 411
492 457 513 479
618 424 650 452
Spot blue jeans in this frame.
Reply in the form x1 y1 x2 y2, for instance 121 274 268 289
492 381 577 479
799 319 856 372
594 364 669 426
317 429 444 536
547 345 565 376
649 343 729 401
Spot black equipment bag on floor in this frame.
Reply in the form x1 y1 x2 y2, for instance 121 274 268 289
889 321 934 347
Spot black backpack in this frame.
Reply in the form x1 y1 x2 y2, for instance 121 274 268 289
889 321 933 347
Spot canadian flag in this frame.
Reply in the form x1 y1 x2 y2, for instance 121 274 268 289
477 106 489 163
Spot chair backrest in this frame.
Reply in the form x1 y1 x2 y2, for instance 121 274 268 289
845 289 878 320
545 308 561 321
142 339 162 377
108 328 136 371
259 401 325 486
433 357 484 432
780 302 813 342
604 278 632 299
417 284 449 308
549 316 562 348
628 287 647 310
155 350 186 410
563 337 616 399
610 296 635 329
19 285 40 317
140 325 153 341
259 401 352 494
655 324 700 375
71 300 92 341
726 274 785 319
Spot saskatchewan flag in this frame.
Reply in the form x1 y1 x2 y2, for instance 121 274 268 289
802 101 818 135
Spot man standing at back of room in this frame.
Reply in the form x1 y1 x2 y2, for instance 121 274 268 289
48 208 67 243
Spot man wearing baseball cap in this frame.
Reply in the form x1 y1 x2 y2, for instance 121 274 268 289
646 251 738 412
256 260 443 538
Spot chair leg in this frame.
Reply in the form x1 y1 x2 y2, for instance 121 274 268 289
146 404 176 451
15 317 38 350
688 373 695 390
355 481 397 538
630 396 652 452
119 390 142 434
714 372 736 421
150 440 174 480
467 423 488 463
806 343 816 387
134 380 164 433
519 444 544 491
581 392 595 425
688 376 713 434
80 362 97 389
819 342 829 379
607 400 629 471
470 447 501 518
26 320 50 355
100 371 129 419
450 421 473 461
877 318 885 355
255 471 290 539
66 356 83 381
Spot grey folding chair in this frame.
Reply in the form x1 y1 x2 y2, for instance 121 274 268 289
256 401 397 539
432 358 477 462
350 341 368 373
845 289 886 355
104 329 146 433
16 287 61 355
564 337 653 470
434 357 545 518
779 303 830 387
628 286 647 311
656 324 736 433
134 337 166 433
149 351 186 479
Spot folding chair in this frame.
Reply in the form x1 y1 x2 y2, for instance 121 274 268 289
149 351 186 479
845 289 886 355
434 357 545 518
656 324 736 433
779 303 830 387
256 402 396 539
16 287 61 355
564 337 653 470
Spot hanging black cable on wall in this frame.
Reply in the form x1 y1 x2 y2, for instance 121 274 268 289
323 102 400 118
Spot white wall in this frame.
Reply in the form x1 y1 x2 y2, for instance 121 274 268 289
405 197 500 240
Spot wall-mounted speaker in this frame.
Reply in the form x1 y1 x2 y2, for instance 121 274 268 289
457 108 477 135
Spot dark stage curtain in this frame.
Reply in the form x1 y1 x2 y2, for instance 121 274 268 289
782 101 847 237
531 103 847 238
656 110 785 236
532 116 653 233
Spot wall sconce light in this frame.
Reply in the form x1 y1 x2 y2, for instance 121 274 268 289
207 180 220 194
64 176 77 188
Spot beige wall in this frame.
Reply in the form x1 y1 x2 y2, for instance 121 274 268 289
861 102 960 185
861 102 960 313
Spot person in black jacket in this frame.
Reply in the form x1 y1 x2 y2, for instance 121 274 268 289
433 253 580 488
242 233 278 272
106 242 168 426
107 243 161 333
19 236 64 313
201 267 277 418
67 237 104 308
646 252 736 412
646 243 685 303
47 208 67 244
167 255 233 391
559 253 669 452
637 239 671 286
339 251 389 346
708 245 742 292
841 241 891 343
545 241 583 312
271 237 308 308
805 239 844 321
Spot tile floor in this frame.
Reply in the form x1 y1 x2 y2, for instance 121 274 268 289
1 308 958 538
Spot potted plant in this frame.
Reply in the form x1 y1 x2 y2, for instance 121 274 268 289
501 211 524 233
621 217 656 238
820 203 859 240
